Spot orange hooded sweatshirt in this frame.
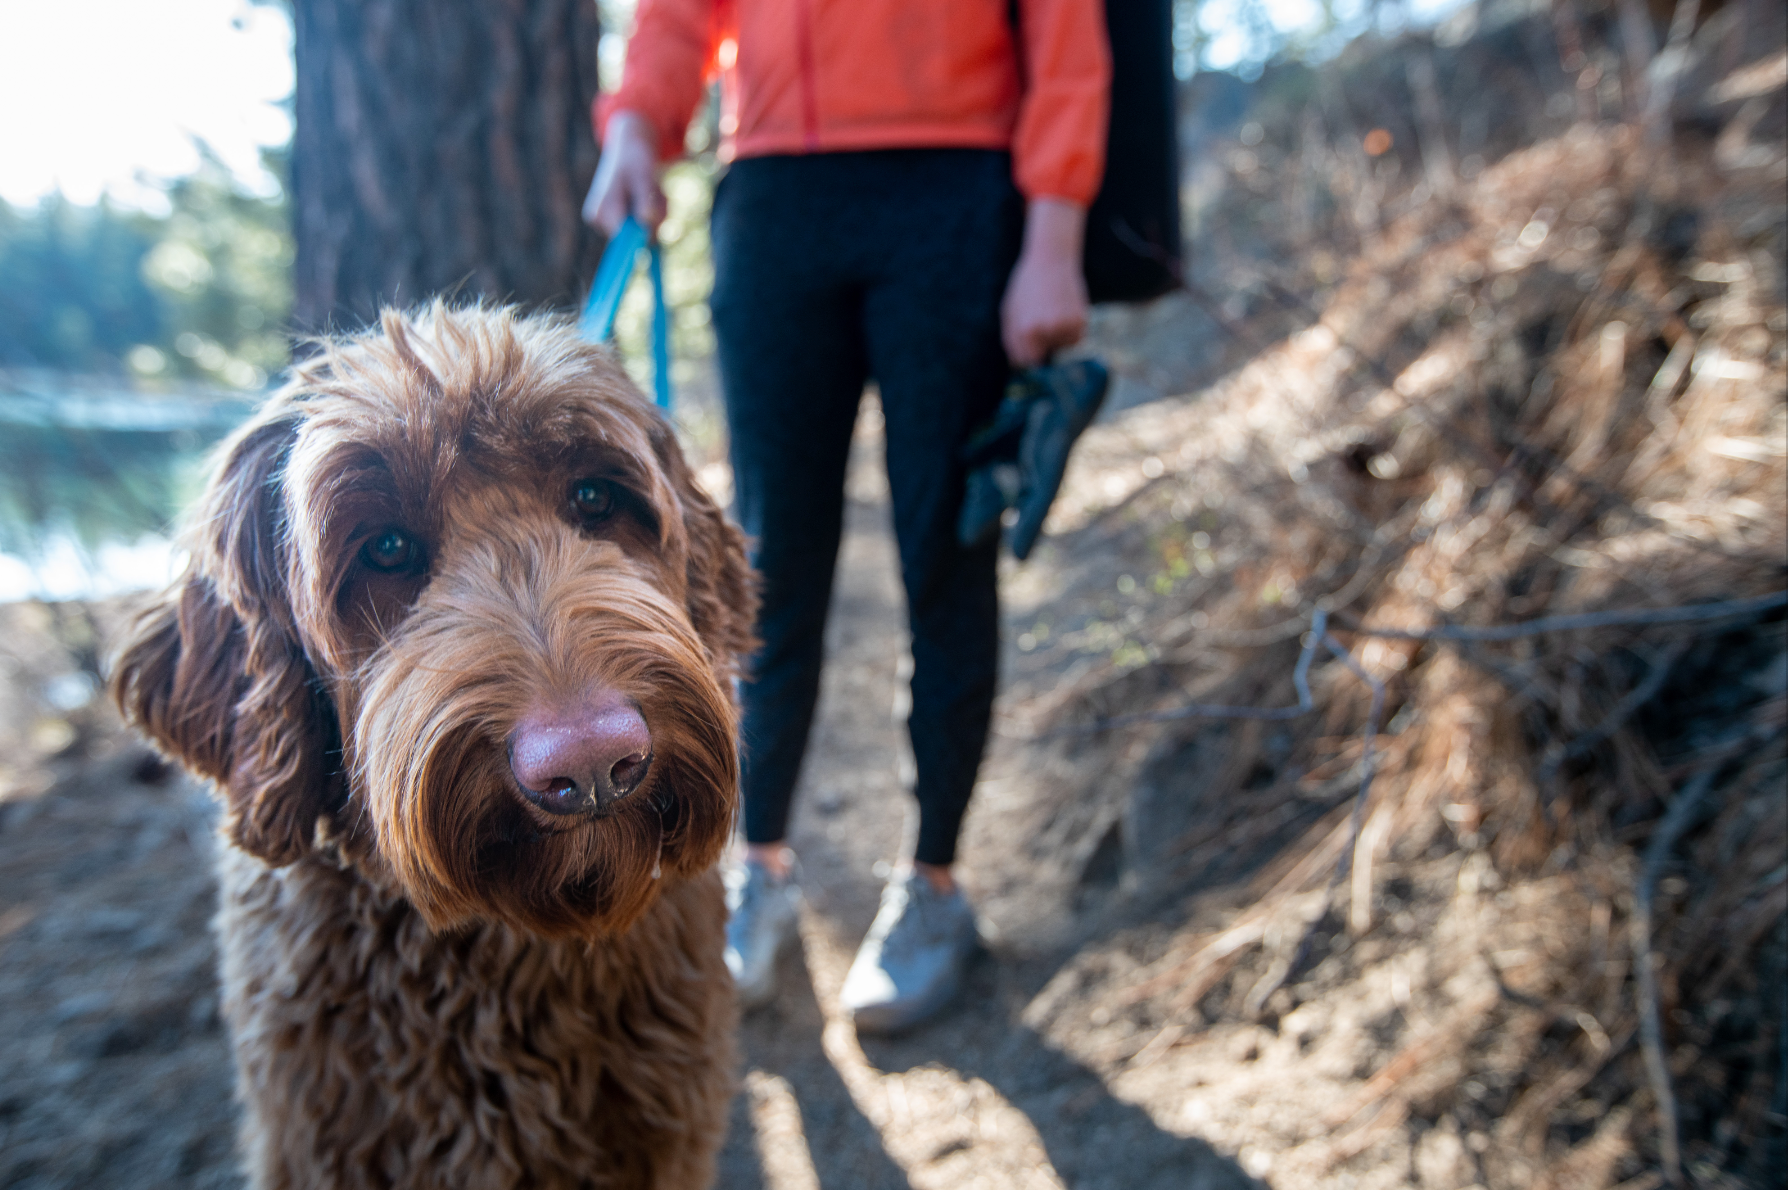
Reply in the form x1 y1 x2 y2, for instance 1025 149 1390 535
597 0 1111 206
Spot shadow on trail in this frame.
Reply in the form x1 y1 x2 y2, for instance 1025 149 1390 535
718 935 1258 1189
718 1095 772 1190
717 943 912 1189
857 950 1260 1190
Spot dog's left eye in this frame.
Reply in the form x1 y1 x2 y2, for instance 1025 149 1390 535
362 528 420 572
571 479 618 523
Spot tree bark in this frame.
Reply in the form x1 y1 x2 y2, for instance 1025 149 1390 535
290 0 603 332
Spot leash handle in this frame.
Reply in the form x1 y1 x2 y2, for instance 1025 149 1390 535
578 215 673 411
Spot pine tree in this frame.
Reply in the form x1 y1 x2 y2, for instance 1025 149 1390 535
289 0 604 331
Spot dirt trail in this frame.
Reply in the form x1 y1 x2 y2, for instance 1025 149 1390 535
0 405 1251 1189
710 409 1252 1189
0 604 240 1189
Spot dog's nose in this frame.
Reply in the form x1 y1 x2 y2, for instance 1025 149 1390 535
508 690 652 817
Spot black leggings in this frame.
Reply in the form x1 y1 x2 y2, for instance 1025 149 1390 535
710 149 1023 867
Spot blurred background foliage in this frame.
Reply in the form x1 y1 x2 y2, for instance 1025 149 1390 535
0 144 293 391
0 0 1445 396
0 0 1568 586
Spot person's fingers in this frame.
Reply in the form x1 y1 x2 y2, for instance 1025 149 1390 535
1001 300 1033 367
580 139 660 236
1045 310 1087 352
602 197 630 237
1005 309 1084 368
1002 250 1090 368
583 160 628 234
581 175 604 228
1009 312 1053 368
627 170 666 234
583 168 628 233
585 176 661 237
1010 326 1045 369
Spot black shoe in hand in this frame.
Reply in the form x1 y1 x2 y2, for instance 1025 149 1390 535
957 358 1109 560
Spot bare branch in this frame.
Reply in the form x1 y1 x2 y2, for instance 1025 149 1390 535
1634 764 1720 1187
1348 590 1786 643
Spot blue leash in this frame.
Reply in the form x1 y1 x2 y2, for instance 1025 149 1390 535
578 215 673 410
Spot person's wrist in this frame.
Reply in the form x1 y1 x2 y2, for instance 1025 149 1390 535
605 109 660 157
1017 245 1085 280
1020 196 1087 264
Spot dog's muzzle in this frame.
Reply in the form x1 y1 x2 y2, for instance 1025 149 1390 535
508 689 653 817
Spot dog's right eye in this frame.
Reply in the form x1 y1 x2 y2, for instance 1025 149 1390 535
362 528 420 572
571 479 619 524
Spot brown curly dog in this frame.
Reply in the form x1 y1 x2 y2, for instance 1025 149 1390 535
110 304 756 1189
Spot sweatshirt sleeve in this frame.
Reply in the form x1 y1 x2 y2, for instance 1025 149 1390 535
1011 0 1112 205
593 0 723 159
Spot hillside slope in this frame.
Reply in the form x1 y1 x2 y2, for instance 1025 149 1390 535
971 110 1785 1187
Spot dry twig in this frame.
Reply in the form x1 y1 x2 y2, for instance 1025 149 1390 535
1633 764 1719 1187
1064 591 1785 739
1350 590 1787 643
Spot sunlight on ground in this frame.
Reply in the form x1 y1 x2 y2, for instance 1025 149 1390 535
744 1071 824 1190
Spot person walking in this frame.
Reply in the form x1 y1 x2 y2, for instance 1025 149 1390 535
584 0 1109 1032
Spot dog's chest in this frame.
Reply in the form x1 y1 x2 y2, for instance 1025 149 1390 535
212 846 734 1188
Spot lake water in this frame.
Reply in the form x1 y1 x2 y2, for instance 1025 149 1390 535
0 376 256 603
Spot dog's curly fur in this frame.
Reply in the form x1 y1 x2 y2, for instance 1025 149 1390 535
110 304 756 1189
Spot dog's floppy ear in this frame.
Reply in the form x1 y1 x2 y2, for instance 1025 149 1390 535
648 420 758 672
111 413 338 865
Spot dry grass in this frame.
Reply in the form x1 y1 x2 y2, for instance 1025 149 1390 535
987 113 1786 1187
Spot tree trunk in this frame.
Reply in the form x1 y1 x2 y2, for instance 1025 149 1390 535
290 0 603 332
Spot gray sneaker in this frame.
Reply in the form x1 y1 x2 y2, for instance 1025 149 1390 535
724 857 801 1009
839 872 979 1034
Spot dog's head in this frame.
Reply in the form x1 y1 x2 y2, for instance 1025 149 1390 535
111 304 756 936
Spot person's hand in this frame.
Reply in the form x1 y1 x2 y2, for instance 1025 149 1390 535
1001 197 1090 368
582 111 666 236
